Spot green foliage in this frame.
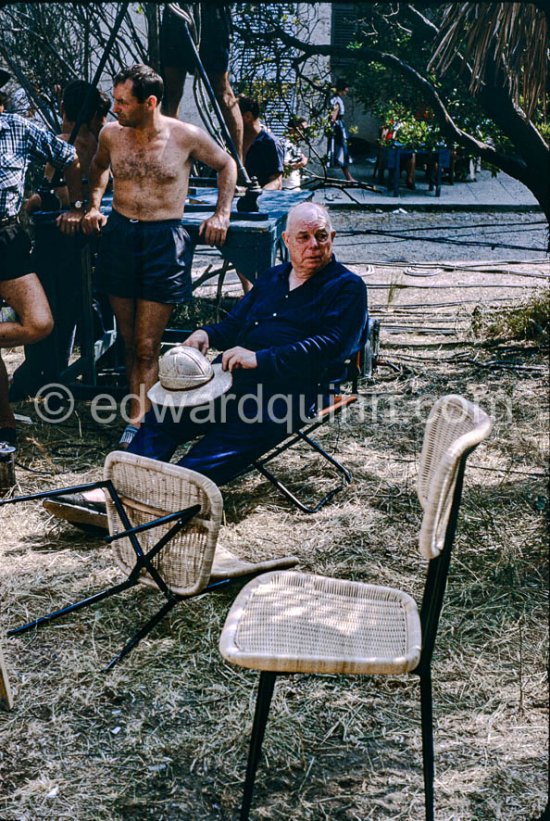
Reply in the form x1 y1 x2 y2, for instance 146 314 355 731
376 102 442 148
472 290 550 346
349 2 544 165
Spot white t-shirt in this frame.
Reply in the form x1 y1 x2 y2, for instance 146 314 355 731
331 95 345 118
282 138 304 190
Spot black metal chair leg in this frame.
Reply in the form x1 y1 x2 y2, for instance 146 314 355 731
420 669 435 821
8 578 136 636
240 671 277 821
253 432 352 515
103 594 181 671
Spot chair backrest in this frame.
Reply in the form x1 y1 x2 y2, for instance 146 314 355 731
417 395 492 561
416 395 492 670
104 452 223 597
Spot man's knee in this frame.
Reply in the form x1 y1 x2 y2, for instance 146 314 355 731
134 338 161 368
24 309 54 343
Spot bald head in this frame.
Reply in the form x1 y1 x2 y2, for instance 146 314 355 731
283 202 336 281
285 202 333 234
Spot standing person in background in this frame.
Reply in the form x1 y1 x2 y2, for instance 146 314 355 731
282 115 309 191
160 3 243 162
11 81 111 399
239 96 284 190
328 79 356 184
82 64 236 449
0 71 84 447
25 80 110 213
236 95 284 294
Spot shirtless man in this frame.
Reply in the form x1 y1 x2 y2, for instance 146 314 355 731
82 64 237 448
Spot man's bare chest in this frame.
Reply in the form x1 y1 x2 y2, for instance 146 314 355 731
111 137 187 184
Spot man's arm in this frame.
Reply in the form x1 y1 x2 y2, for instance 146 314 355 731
56 156 84 234
261 136 284 190
23 121 83 232
81 128 112 235
212 276 367 376
262 173 283 191
188 125 237 246
254 278 367 381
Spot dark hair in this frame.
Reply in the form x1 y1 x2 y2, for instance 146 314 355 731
95 90 111 119
62 80 103 123
287 115 307 130
336 79 349 92
238 95 260 119
113 64 164 104
0 90 7 109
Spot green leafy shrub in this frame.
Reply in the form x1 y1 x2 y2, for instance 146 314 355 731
472 289 550 345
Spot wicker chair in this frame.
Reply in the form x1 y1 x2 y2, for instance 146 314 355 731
0 641 13 710
4 453 298 670
219 395 493 820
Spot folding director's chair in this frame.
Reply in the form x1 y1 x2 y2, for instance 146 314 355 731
250 317 380 514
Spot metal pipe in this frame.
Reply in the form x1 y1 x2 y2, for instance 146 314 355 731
166 3 263 211
67 1 131 146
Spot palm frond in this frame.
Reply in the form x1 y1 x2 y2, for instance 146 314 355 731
429 2 548 118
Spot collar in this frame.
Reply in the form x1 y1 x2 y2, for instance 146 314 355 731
277 255 342 288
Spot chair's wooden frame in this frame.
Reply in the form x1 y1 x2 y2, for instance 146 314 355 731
0 642 13 710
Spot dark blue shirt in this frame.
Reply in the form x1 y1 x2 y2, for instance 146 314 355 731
202 256 368 394
245 129 284 188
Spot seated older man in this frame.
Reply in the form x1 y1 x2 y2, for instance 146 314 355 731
46 202 367 522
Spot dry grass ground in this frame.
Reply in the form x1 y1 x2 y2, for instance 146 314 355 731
0 255 548 821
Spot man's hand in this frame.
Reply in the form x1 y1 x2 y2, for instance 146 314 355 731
56 208 83 235
25 193 43 214
82 207 108 236
183 329 209 354
198 212 230 247
222 346 257 372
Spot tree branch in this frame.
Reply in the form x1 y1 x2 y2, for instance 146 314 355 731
264 26 529 180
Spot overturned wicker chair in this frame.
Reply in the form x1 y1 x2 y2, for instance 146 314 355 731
219 394 493 821
4 452 299 670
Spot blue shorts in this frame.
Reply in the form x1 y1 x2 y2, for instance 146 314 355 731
0 221 34 282
95 209 194 304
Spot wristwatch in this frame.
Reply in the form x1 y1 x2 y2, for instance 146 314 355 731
70 200 85 210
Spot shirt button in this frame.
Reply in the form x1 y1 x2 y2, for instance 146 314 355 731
254 321 259 325
272 312 277 317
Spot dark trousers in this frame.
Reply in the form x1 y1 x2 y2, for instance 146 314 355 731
128 388 318 486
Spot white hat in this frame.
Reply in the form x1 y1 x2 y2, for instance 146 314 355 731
148 346 232 408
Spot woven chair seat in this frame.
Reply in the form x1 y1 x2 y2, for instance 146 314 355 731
218 395 493 821
210 545 299 582
220 570 422 676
